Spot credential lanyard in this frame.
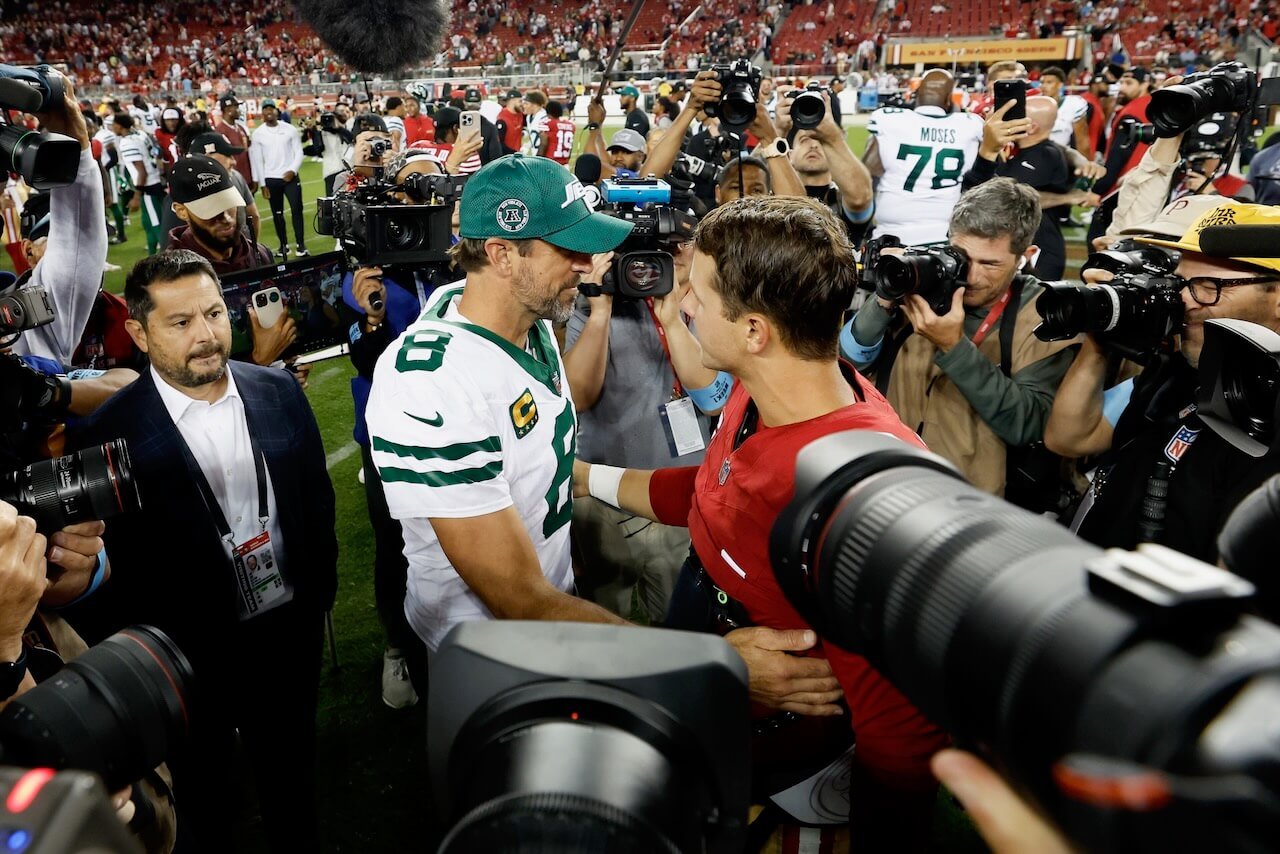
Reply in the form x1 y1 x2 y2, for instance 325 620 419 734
971 289 1013 348
191 430 270 549
644 297 684 399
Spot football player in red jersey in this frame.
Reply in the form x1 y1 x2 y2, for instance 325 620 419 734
574 195 949 849
538 100 576 166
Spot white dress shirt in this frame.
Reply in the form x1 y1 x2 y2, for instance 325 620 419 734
152 365 293 613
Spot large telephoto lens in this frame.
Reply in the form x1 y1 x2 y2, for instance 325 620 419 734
790 90 825 130
1035 282 1125 340
0 439 140 533
0 626 194 791
771 431 1280 852
0 124 80 190
1149 76 1243 138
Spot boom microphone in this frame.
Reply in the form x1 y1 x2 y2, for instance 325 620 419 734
1198 225 1280 258
293 0 451 74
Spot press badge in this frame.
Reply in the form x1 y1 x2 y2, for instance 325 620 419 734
232 530 288 620
660 396 706 457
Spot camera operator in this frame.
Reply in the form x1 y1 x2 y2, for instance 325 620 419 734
962 96 1098 280
341 150 455 709
563 238 725 623
1046 202 1280 562
1089 67 1155 243
14 76 108 367
643 70 807 204
314 104 354 197
583 115 647 180
0 499 179 852
841 178 1079 497
775 89 875 240
573 196 949 848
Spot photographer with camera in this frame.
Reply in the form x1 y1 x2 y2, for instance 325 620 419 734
12 75 108 368
338 149 458 709
1046 202 1280 562
574 195 948 848
563 223 723 624
1089 67 1156 242
841 178 1079 499
643 70 806 204
775 86 875 239
315 103 354 197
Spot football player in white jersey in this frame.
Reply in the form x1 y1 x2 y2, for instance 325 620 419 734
365 155 633 652
1039 66 1092 156
864 69 984 246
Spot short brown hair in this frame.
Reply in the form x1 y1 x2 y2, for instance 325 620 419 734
523 91 547 108
1041 66 1067 82
449 237 535 273
694 196 857 360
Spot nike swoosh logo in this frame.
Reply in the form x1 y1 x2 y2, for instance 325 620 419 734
406 411 444 427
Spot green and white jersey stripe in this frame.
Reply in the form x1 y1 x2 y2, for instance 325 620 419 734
366 281 576 650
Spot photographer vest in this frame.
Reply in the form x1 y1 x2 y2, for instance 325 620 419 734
884 277 1075 495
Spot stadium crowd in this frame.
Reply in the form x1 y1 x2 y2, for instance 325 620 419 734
2 0 1280 849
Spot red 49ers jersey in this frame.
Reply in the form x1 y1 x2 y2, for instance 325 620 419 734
544 117 577 165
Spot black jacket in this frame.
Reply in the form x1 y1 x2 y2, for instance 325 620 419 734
64 363 338 681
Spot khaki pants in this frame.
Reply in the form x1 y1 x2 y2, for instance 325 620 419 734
571 497 690 624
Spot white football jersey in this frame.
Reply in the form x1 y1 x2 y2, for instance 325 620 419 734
366 283 577 650
116 131 162 188
1050 94 1090 148
869 105 983 245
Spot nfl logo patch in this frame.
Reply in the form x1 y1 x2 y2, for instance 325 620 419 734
1164 424 1200 463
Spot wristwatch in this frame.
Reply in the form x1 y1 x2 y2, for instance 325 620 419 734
756 137 790 160
0 646 28 700
586 122 601 131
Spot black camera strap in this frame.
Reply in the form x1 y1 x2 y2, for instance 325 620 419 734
996 277 1024 379
188 430 270 549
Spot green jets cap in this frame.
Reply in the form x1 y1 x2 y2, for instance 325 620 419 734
459 154 633 254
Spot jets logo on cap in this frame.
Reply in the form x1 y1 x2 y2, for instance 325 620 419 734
497 199 530 233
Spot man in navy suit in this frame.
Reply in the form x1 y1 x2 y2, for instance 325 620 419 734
67 250 337 853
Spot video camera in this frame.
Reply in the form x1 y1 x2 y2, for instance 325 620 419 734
315 169 466 268
581 178 697 300
786 81 828 131
1035 240 1183 361
0 64 80 189
704 60 763 133
318 110 339 131
860 236 969 315
1148 61 1280 139
0 274 55 342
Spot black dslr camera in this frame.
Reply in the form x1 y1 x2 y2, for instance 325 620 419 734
1149 61 1280 138
704 60 763 132
1035 240 1183 361
584 178 696 300
0 64 80 188
786 81 828 130
869 241 969 315
315 171 466 268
